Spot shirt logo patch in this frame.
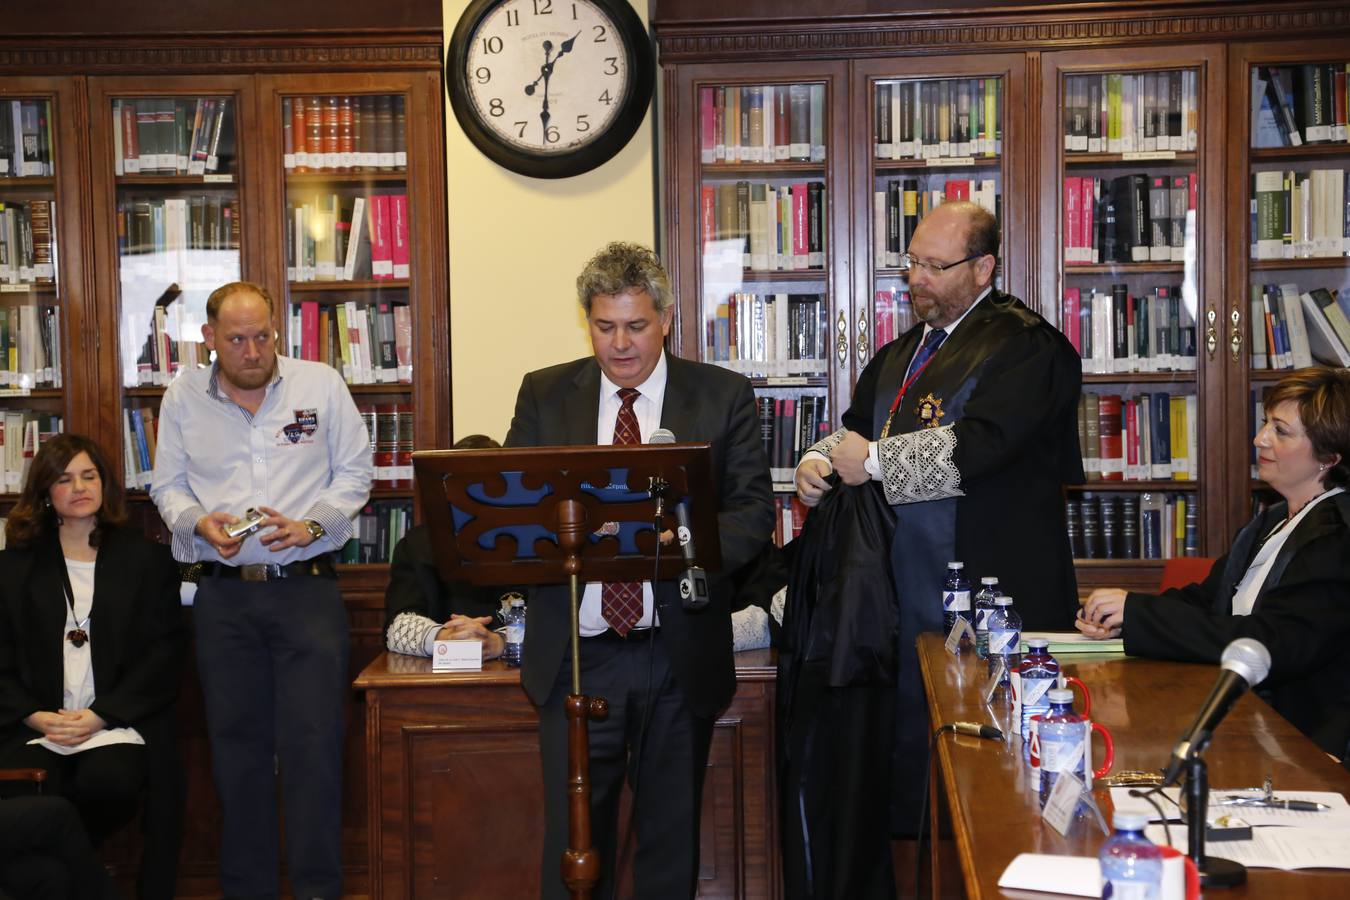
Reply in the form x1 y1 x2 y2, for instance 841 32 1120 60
277 409 320 446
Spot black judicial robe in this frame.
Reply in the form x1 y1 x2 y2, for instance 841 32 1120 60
777 478 898 900
1124 494 1350 760
840 290 1084 830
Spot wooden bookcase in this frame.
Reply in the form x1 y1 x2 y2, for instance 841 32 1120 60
0 34 447 896
655 0 1350 595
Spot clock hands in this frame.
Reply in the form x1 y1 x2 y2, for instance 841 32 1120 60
523 32 580 143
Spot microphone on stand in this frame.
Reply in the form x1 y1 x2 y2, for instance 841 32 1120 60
646 429 710 610
1161 638 1272 786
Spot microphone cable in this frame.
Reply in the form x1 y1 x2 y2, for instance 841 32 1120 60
916 722 1007 898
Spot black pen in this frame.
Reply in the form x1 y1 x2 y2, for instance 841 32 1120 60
1241 799 1333 812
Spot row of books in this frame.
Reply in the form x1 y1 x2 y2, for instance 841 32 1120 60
283 94 408 174
697 84 827 165
1066 491 1200 560
873 289 918 348
1251 64 1350 149
699 181 825 272
773 494 809 548
0 199 55 284
112 97 234 177
130 294 209 387
286 193 408 282
872 175 1000 268
358 403 414 490
1062 70 1199 154
0 302 62 390
1248 283 1350 370
706 293 828 377
0 412 61 494
117 196 240 258
0 100 52 178
1063 172 1196 265
757 392 830 483
123 406 160 490
1249 168 1350 260
340 499 414 564
1063 284 1198 374
289 299 413 386
873 77 1003 161
1079 391 1198 482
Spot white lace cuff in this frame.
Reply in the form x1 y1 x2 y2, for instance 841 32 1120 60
386 611 441 657
877 424 964 505
805 427 848 459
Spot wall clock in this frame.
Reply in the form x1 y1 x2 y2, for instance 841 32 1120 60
447 0 655 179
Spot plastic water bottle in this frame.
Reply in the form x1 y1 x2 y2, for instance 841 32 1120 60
973 577 999 659
1099 809 1163 899
941 561 972 648
1016 639 1060 738
501 597 526 667
1038 688 1085 809
986 596 1022 686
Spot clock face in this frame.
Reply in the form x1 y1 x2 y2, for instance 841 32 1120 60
464 0 631 155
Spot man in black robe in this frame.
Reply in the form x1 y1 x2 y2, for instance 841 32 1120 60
793 201 1083 849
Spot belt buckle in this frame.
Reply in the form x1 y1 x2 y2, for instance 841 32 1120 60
239 564 270 582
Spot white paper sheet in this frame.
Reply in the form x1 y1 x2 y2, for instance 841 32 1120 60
1146 825 1350 870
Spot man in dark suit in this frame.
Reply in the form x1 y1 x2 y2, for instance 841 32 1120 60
505 242 773 900
795 201 1083 842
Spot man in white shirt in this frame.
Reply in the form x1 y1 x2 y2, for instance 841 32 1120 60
151 281 372 900
505 243 773 900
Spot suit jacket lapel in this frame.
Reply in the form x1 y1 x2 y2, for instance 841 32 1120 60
660 356 698 441
27 543 71 705
563 360 601 445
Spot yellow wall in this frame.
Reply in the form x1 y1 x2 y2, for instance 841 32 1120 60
444 0 656 443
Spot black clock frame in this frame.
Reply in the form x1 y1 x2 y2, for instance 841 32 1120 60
446 0 655 179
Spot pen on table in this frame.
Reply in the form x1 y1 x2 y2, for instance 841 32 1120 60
1260 799 1332 812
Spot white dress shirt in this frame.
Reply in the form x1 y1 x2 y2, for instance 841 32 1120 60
577 351 669 636
150 354 373 565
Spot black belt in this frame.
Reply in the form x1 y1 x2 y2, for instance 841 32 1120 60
204 556 337 582
583 627 659 642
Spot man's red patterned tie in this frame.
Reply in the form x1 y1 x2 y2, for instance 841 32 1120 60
601 388 643 635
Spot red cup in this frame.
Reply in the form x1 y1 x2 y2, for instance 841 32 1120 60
1062 674 1092 718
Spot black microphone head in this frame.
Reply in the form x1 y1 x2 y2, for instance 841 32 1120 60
648 428 676 444
1220 638 1271 687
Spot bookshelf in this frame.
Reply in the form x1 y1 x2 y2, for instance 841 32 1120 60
3 38 447 895
1037 46 1225 591
655 0 1350 594
1230 38 1350 517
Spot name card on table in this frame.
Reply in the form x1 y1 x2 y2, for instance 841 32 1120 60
433 639 483 672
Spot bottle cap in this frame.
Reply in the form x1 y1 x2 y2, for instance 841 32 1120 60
980 576 998 585
994 596 1013 607
1047 688 1074 704
1026 638 1050 650
1112 810 1150 831
948 561 964 569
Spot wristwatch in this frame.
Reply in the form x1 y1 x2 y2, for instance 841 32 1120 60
303 519 326 540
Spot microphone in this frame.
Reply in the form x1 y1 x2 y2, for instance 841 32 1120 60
1161 638 1271 786
644 428 710 610
945 721 1005 741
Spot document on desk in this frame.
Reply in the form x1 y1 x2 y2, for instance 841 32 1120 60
1112 788 1350 829
1146 825 1350 870
1020 631 1124 655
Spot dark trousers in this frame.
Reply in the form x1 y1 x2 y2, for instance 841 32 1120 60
538 631 714 900
194 574 348 900
0 740 145 843
0 796 117 900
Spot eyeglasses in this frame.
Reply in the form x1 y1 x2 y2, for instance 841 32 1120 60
898 251 987 274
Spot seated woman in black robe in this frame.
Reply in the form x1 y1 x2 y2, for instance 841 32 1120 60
1078 366 1350 761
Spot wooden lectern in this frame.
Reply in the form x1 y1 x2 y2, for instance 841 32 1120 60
413 443 721 900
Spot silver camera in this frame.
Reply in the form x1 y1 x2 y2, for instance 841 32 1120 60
223 508 265 540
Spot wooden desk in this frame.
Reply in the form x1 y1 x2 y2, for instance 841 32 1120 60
917 633 1350 899
354 650 779 899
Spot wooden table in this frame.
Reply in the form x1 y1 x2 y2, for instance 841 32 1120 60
917 633 1350 899
354 649 779 899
